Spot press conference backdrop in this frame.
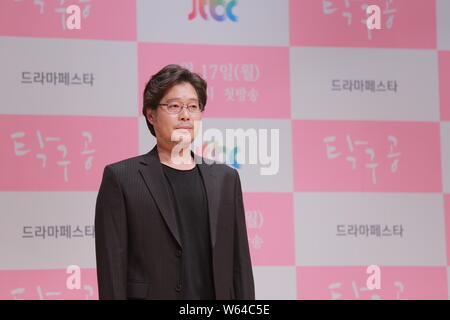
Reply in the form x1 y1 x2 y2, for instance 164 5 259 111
0 0 449 300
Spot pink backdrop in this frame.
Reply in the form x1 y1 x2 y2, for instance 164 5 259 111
0 0 448 300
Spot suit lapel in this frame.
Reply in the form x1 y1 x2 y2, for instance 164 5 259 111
138 145 219 250
138 145 182 248
196 156 219 249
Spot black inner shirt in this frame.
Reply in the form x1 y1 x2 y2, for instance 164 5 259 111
161 163 216 300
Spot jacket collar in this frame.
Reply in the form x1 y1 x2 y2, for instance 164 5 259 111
138 144 220 250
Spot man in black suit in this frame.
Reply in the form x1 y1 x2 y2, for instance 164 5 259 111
95 64 255 300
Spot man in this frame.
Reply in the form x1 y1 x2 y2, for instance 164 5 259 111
94 64 255 300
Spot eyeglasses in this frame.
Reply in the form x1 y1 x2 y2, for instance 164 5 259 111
158 101 203 114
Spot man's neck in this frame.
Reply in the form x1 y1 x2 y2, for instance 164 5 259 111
156 142 195 169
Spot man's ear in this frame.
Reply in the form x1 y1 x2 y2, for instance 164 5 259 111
146 109 156 126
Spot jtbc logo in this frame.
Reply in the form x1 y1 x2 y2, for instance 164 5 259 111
188 0 238 22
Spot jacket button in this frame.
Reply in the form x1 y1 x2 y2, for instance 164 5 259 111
175 283 182 292
176 249 182 257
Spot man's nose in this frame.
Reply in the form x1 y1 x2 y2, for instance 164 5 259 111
179 106 191 120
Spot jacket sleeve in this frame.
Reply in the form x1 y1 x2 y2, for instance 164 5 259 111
233 169 255 300
94 165 128 300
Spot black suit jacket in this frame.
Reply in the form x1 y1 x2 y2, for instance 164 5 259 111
94 145 255 300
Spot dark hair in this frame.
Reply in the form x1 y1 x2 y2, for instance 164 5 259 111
142 64 207 136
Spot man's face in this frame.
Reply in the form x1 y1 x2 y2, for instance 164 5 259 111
146 82 202 147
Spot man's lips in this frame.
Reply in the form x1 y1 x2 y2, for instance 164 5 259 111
176 126 193 129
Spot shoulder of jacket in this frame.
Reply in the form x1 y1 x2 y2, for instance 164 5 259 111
104 154 144 173
202 158 238 177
